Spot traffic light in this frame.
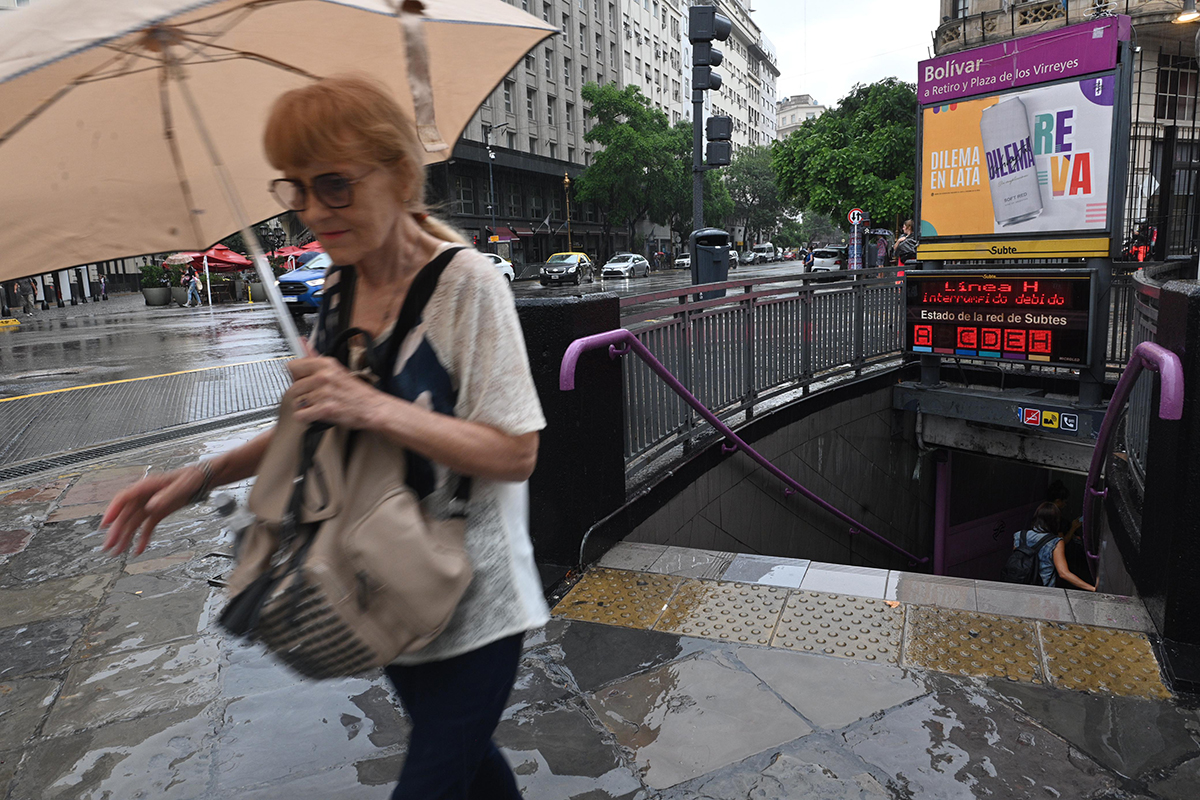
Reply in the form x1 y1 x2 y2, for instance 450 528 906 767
690 5 731 92
706 115 732 167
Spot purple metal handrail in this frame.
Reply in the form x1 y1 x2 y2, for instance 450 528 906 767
1081 342 1184 577
561 328 930 566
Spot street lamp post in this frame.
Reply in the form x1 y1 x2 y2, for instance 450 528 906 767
483 123 507 253
563 172 573 252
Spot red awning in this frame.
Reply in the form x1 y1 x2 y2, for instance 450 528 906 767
494 227 518 242
513 226 535 237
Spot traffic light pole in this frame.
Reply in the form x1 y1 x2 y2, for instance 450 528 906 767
693 91 705 243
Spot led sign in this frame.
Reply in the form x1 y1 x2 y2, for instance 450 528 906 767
905 271 1094 367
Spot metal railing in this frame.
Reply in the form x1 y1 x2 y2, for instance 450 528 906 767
1084 341 1184 573
616 268 905 477
560 327 929 566
1125 270 1164 491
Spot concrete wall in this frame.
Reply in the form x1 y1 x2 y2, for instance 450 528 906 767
624 383 934 571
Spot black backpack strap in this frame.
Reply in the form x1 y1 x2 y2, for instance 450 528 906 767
375 245 465 378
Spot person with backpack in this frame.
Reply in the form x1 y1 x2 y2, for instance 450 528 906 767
895 219 917 266
1004 502 1096 590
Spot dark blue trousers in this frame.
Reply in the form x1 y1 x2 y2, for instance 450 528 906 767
383 633 524 800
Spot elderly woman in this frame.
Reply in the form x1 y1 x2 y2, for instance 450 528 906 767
101 75 547 799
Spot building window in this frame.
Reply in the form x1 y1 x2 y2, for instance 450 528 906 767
508 183 523 216
530 187 545 218
585 202 595 222
581 66 589 84
635 57 641 76
624 50 631 69
527 88 536 121
545 48 553 80
594 0 600 15
609 42 616 66
566 102 574 130
524 53 535 72
506 131 516 149
549 142 558 159
455 176 475 215
609 3 616 28
564 57 572 87
542 2 551 23
568 146 576 162
552 196 563 220
950 0 968 19
503 80 513 113
1157 54 1198 121
547 96 556 125
579 23 586 50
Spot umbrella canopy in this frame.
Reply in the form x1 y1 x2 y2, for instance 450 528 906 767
198 244 251 269
0 0 556 283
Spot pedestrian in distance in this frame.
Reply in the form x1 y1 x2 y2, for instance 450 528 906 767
100 75 546 800
19 277 35 316
186 272 202 308
99 274 107 300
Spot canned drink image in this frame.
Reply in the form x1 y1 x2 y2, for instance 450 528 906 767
980 96 1043 226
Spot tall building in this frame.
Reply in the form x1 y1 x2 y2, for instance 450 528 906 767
621 0 688 125
776 94 826 140
0 0 33 9
931 0 1200 256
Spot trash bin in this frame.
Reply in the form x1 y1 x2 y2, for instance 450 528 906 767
690 228 731 300
44 283 57 307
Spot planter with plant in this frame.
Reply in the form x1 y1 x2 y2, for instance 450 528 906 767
140 264 170 306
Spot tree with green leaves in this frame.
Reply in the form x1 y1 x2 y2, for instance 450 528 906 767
575 83 673 263
725 144 791 247
650 121 733 252
773 77 916 235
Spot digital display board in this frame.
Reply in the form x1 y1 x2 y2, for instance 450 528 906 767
905 271 1094 367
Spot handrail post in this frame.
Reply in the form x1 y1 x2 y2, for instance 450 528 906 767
679 297 695 450
853 274 865 375
744 285 756 419
801 284 813 385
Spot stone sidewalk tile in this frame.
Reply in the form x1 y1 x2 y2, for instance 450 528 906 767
44 635 223 737
9 704 217 800
721 553 810 588
735 646 928 731
0 529 33 557
0 617 84 679
886 572 976 611
0 678 60 748
0 572 112 628
586 654 812 790
770 590 905 664
645 546 735 580
0 479 69 507
653 579 788 646
554 567 682 630
594 541 666 572
76 573 216 660
1067 591 1155 633
975 581 1073 622
0 524 113 588
1039 622 1171 700
904 606 1044 684
799 562 890 599
45 465 149 523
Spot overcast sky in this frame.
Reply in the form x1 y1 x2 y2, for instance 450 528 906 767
751 0 942 110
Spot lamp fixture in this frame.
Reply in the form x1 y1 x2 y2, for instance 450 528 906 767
1177 0 1199 23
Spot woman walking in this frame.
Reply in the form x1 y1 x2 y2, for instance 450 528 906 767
101 75 548 799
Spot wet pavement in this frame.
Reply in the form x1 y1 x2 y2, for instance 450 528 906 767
0 421 1197 799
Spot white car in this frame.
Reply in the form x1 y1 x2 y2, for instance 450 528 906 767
675 252 691 271
600 253 650 279
483 252 515 282
728 248 739 268
809 247 847 276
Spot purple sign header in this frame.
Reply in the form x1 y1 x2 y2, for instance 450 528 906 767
918 16 1131 105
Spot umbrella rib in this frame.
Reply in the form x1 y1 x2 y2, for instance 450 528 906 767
174 38 321 80
159 64 208 248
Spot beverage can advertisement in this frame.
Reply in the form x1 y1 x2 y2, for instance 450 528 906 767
920 75 1114 238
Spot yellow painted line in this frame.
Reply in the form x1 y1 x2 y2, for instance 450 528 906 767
0 356 293 404
0 318 20 326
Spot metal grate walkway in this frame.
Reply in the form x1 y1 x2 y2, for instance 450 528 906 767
0 358 292 467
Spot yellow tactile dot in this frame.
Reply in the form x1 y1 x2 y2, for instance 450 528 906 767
769 590 905 664
653 579 788 645
1039 622 1171 699
904 606 1042 683
553 567 681 630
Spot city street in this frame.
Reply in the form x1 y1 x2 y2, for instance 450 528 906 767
510 260 806 299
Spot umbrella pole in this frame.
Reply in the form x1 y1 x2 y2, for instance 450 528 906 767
167 55 303 355
204 255 212 309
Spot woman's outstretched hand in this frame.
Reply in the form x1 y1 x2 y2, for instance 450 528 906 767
101 467 205 556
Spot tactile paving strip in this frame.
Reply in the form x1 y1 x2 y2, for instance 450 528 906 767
904 606 1043 683
553 568 681 630
769 590 905 663
653 579 788 645
1039 622 1170 699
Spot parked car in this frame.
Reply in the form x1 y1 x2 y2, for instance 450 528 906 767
600 253 650 279
739 250 759 266
276 252 332 318
752 243 777 262
675 252 691 271
539 252 594 286
483 252 515 282
809 246 848 276
728 247 740 268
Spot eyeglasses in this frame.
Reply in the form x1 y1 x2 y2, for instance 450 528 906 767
269 168 375 212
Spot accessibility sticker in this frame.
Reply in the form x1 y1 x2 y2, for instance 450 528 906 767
1021 407 1041 426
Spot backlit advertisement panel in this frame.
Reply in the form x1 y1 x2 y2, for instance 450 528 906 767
920 75 1114 238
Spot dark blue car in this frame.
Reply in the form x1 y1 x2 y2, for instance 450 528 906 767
277 252 331 319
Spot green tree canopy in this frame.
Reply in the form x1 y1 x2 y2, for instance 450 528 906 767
773 77 916 234
575 83 673 261
725 144 791 246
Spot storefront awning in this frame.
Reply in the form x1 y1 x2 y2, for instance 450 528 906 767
493 227 518 242
513 226 535 236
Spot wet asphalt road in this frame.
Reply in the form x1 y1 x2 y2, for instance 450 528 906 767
0 262 807 399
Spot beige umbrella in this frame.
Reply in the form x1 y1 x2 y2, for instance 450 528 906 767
0 0 555 352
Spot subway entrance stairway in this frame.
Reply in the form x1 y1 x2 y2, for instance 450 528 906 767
1 418 1197 799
